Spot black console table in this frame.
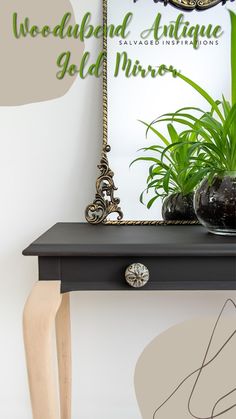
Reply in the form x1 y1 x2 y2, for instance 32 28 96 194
22 223 236 419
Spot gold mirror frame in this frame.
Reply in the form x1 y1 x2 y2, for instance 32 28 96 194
85 0 227 226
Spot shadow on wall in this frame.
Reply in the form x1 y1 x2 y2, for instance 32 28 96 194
134 299 236 419
0 0 84 105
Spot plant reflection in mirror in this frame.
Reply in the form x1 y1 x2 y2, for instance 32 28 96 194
131 121 207 221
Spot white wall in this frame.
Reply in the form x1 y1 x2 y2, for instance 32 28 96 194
0 1 235 418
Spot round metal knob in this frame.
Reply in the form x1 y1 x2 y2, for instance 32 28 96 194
125 263 149 288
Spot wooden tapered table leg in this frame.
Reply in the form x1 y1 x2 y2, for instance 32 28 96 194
56 293 72 419
23 281 63 419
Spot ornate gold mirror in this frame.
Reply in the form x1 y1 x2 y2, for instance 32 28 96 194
86 0 235 225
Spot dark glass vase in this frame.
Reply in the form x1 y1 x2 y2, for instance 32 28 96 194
194 173 236 236
162 192 197 221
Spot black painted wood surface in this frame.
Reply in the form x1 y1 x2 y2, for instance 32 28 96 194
23 223 236 292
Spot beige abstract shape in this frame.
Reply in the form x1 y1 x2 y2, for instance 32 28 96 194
134 299 236 419
0 0 84 105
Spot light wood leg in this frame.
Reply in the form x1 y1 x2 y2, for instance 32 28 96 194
56 293 72 419
23 281 62 419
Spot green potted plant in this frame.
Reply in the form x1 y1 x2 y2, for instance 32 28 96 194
156 9 236 235
131 122 207 221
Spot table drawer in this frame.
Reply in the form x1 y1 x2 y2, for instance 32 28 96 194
38 256 236 292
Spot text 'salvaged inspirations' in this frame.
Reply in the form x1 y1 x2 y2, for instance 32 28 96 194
12 12 223 80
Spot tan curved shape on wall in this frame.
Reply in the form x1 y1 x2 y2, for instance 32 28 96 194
0 1 84 105
134 303 236 419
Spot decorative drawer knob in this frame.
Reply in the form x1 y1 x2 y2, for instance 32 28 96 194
125 263 150 288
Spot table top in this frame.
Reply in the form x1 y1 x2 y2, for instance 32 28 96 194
23 223 236 257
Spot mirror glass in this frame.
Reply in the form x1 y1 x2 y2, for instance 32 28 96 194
106 0 233 221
